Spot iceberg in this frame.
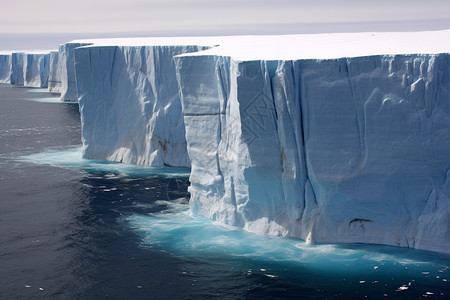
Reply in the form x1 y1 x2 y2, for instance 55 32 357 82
174 30 450 254
0 53 11 83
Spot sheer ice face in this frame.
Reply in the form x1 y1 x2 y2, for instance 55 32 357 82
48 51 61 93
59 43 92 101
24 53 49 88
74 44 210 167
0 54 11 83
10 52 25 85
38 54 50 88
7 51 51 88
175 31 450 254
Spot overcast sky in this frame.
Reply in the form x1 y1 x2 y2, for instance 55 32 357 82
2 0 450 34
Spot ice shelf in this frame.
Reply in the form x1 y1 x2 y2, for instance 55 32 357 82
174 30 450 254
1 30 449 254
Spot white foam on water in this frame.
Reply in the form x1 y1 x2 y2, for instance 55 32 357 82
23 97 73 104
28 88 53 93
19 146 190 178
124 201 450 277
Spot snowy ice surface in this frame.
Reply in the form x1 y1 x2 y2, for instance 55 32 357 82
174 30 450 254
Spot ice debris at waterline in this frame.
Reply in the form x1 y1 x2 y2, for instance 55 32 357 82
19 146 190 178
2 30 450 254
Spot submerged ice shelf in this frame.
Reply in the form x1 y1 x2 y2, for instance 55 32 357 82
1 30 450 254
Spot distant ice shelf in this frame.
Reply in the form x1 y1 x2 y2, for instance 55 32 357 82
2 50 52 88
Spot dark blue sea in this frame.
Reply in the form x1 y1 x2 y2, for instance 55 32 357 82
1 83 450 299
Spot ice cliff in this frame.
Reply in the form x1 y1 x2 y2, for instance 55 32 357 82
10 52 25 85
24 53 49 88
0 54 11 83
174 31 450 254
59 42 92 101
74 40 215 166
7 51 51 88
48 51 62 93
0 42 92 98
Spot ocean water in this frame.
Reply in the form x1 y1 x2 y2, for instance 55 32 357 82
1 84 450 299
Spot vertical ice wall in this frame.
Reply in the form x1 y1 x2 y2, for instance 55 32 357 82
75 44 210 166
0 54 11 83
10 52 25 85
9 52 50 88
59 42 91 101
48 51 62 93
24 53 49 88
38 54 50 88
175 53 450 253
